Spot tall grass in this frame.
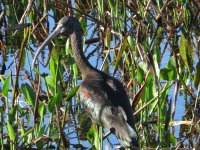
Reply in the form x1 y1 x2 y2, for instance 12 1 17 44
0 0 199 149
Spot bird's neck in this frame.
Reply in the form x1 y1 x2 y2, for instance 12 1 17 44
70 30 98 79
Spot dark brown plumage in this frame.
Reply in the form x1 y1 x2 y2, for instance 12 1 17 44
32 16 139 148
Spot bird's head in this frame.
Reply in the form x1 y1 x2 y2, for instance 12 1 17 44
57 16 81 36
32 16 81 69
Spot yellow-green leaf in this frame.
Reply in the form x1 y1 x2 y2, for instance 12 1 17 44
108 0 115 10
73 63 79 79
65 38 71 55
50 57 56 79
160 68 176 81
66 85 80 101
7 122 16 141
179 35 194 72
2 75 11 97
127 36 135 51
38 102 46 118
21 83 36 108
48 89 62 113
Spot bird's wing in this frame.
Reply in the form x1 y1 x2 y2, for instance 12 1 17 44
105 77 136 126
79 76 126 124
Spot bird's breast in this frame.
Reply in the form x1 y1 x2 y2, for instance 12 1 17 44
79 89 102 124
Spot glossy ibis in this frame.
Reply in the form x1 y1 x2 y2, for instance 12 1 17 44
32 16 139 148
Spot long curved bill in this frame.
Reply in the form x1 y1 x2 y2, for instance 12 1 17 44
31 24 63 69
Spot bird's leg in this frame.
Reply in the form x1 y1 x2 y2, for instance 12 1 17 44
103 131 112 140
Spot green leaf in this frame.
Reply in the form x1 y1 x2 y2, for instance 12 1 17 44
21 83 36 108
2 75 11 97
144 75 156 102
127 36 135 51
51 39 63 64
38 102 46 118
170 133 177 146
194 61 200 89
160 68 176 81
48 89 62 113
160 56 177 81
0 75 5 84
21 44 27 68
8 106 18 124
50 57 56 79
66 85 80 101
115 0 119 18
137 64 144 84
149 82 171 115
166 56 176 69
80 17 87 33
179 35 194 72
46 76 55 94
7 122 16 141
94 125 102 149
137 62 147 84
73 64 79 79
20 29 29 68
108 0 115 10
65 38 71 55
160 98 167 122
97 0 103 15
87 125 95 144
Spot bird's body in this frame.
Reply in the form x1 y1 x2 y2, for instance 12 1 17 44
32 16 139 148
79 72 138 147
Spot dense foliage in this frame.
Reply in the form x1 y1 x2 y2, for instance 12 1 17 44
0 0 199 149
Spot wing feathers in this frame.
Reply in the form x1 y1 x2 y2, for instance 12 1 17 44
79 75 139 147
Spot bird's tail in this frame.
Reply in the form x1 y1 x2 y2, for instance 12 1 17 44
101 106 139 148
119 122 139 148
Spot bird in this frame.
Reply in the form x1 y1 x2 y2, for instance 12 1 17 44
32 16 139 148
